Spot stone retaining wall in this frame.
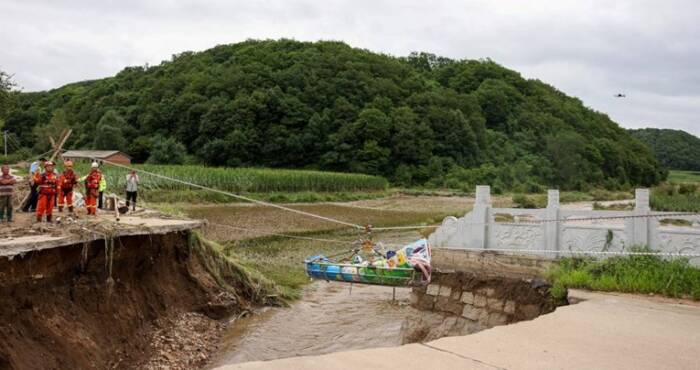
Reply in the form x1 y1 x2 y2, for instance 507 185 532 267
401 271 556 343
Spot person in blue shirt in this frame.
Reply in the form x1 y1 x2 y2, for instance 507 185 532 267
22 157 46 212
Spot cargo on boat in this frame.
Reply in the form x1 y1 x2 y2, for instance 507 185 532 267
305 239 432 287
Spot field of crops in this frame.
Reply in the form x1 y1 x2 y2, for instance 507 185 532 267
71 163 388 194
668 170 700 183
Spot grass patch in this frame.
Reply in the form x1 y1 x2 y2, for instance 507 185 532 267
651 183 700 212
547 249 700 301
187 231 294 305
222 229 361 297
668 170 700 183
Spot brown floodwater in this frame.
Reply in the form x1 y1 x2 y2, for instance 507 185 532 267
208 281 422 367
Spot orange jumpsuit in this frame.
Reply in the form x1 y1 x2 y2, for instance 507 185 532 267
58 169 78 212
34 171 58 220
85 170 102 215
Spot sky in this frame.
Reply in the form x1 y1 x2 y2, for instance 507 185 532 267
2 0 699 136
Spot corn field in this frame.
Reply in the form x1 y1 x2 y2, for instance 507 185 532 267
72 163 388 193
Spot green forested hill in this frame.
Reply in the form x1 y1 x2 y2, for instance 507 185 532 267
629 128 700 171
4 39 664 190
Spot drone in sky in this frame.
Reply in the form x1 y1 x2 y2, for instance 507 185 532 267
614 93 626 98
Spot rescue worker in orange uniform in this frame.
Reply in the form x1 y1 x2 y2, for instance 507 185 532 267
84 162 102 216
34 161 58 223
57 160 78 214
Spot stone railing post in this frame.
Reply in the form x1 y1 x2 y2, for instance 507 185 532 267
629 188 650 247
544 189 560 253
467 185 491 249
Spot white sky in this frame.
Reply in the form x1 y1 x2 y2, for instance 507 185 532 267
2 0 699 136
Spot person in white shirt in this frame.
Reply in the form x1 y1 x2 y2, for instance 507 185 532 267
125 170 140 211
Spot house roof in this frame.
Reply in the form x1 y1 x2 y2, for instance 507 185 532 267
62 150 132 159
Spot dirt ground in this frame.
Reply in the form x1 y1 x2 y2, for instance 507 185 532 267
184 195 493 243
0 231 247 370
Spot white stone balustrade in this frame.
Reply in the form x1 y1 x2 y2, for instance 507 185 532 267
428 186 700 266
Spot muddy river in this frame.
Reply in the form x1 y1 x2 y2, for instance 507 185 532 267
208 281 422 366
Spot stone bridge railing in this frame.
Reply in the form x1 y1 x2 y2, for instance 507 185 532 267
428 186 700 266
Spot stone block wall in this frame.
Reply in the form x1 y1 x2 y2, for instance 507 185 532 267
401 271 556 343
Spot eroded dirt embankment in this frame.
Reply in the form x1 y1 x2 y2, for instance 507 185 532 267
0 231 263 370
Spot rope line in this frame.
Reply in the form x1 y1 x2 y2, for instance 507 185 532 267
94 158 363 229
207 222 355 245
441 246 700 258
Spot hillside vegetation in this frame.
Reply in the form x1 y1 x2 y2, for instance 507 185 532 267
629 128 700 171
5 39 664 190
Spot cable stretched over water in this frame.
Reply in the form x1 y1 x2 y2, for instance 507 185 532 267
95 158 364 230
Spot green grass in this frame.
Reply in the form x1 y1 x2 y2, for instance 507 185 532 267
547 249 700 301
651 183 700 212
668 170 700 183
222 229 361 297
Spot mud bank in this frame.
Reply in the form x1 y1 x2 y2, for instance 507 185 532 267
402 270 558 342
0 230 268 370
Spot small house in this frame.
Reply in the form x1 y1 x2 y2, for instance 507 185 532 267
62 150 132 165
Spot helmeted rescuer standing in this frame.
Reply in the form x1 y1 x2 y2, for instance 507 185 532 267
84 162 102 215
57 160 78 213
34 161 58 223
0 165 16 223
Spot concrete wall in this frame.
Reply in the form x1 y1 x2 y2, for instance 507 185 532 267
429 186 700 265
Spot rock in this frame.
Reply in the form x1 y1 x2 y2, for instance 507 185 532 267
461 292 474 304
462 305 481 321
473 294 487 308
503 300 516 314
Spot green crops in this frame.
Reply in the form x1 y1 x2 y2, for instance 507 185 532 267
73 164 388 193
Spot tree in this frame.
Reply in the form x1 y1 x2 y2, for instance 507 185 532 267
148 135 186 164
32 109 72 153
0 70 17 130
93 110 127 151
0 39 664 189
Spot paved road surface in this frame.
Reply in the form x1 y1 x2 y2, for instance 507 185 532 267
216 290 700 370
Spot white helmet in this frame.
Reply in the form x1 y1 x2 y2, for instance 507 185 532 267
91 162 99 168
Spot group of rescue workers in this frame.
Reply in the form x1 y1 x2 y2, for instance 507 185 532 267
0 157 139 224
29 158 104 222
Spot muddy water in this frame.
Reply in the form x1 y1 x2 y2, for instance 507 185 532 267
209 281 422 366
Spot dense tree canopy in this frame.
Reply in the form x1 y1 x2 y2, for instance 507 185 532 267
5 39 664 190
630 128 700 171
